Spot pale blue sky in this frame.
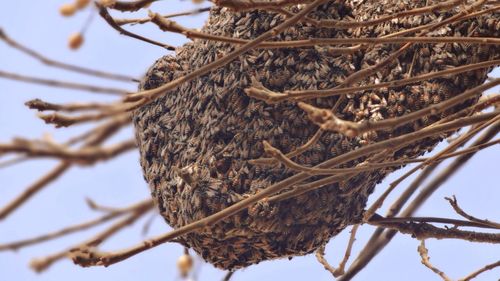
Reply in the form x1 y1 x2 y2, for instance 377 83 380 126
0 1 498 281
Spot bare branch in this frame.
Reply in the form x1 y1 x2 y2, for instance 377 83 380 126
123 0 329 106
245 60 500 103
298 79 500 137
0 138 136 163
460 260 500 281
0 70 130 95
96 2 176 50
115 7 211 26
316 225 359 277
368 215 500 244
445 196 500 229
0 116 130 220
0 199 152 252
105 0 159 12
26 99 116 113
340 121 500 281
31 201 152 272
0 28 139 82
417 240 452 281
212 0 311 11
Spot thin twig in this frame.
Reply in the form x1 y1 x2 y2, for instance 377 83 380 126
115 7 211 26
339 121 500 281
0 199 152 251
107 0 159 12
0 139 136 163
316 225 359 277
299 80 499 137
0 28 139 82
367 215 500 243
26 98 116 113
0 116 130 220
96 3 176 50
31 202 152 272
245 60 500 103
212 0 311 11
66 111 497 267
222 271 235 281
459 260 500 281
123 0 329 107
249 129 323 166
0 70 130 95
445 196 500 228
417 240 452 281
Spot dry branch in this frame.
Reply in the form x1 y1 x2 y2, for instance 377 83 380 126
368 215 500 243
96 3 176 50
460 260 500 281
123 0 329 105
0 28 138 82
417 240 452 281
31 200 153 272
446 196 500 229
0 70 130 95
0 115 131 220
340 121 500 281
316 225 359 277
0 199 152 252
0 138 136 163
1 0 499 278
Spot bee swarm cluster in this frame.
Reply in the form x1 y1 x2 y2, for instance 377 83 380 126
133 0 499 270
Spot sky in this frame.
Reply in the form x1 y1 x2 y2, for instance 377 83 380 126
0 1 499 281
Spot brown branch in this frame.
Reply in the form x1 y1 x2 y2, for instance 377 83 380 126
0 138 136 164
96 3 176 50
298 79 500 137
307 0 464 29
147 10 500 49
0 70 130 95
358 118 500 272
0 162 70 221
123 0 329 107
362 116 498 238
339 121 500 281
445 196 500 229
245 59 500 104
85 198 125 213
25 98 116 113
0 28 139 82
249 128 323 165
367 215 500 244
0 199 152 252
64 110 496 268
0 116 131 220
212 0 311 11
272 111 498 203
261 140 418 176
459 260 500 281
417 240 452 281
316 225 359 277
31 201 152 273
250 102 500 166
222 271 235 281
106 0 159 12
115 7 211 26
37 108 131 127
368 216 500 230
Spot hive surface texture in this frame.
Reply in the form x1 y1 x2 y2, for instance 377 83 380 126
133 0 499 269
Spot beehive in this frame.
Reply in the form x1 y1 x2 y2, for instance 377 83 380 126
133 0 499 269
